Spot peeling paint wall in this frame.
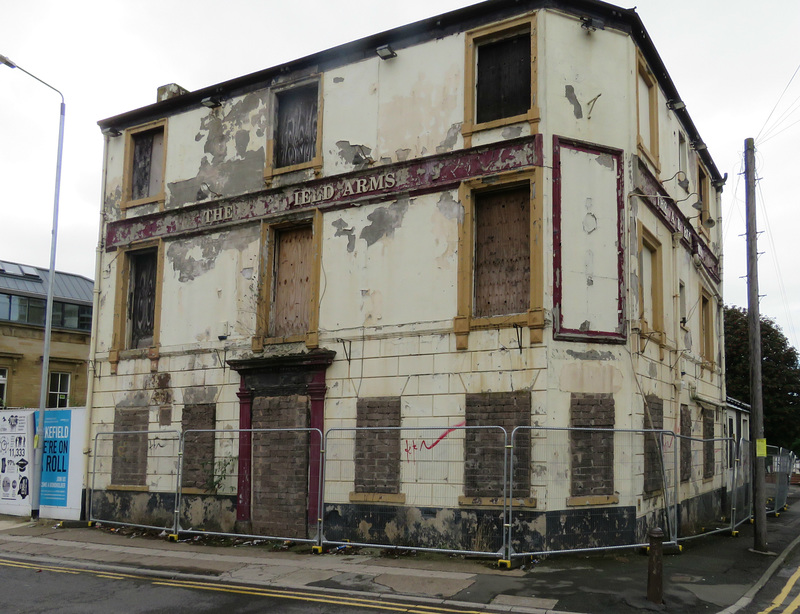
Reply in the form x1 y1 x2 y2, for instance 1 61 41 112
320 192 457 331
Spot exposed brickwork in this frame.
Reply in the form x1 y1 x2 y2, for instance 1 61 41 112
355 397 401 494
111 408 148 486
251 394 310 538
570 393 615 497
644 395 664 494
703 408 714 479
181 404 215 490
680 404 692 482
465 391 530 498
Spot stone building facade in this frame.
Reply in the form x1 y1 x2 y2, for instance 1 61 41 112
89 0 728 547
0 261 93 410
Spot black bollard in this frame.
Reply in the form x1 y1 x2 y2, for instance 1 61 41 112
647 527 665 604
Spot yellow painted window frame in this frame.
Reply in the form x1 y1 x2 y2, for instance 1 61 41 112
638 223 663 342
462 13 540 148
109 240 165 368
700 286 715 367
121 118 168 210
636 54 660 173
253 210 322 350
696 162 711 239
263 75 324 184
454 168 544 350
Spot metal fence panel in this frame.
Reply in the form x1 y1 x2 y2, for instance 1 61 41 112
766 445 792 515
732 439 752 529
508 427 677 558
176 428 324 545
321 426 508 557
89 430 181 532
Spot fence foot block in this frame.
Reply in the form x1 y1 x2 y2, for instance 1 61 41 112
498 560 512 569
168 534 179 542
312 545 323 555
731 530 739 537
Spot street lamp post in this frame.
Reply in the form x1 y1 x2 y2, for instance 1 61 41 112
0 53 65 519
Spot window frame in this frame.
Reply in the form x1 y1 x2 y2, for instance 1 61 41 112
454 169 543 350
47 371 70 408
122 119 168 210
462 14 539 148
637 223 664 341
696 162 711 238
700 286 715 367
264 76 324 183
110 241 164 362
0 367 7 408
253 211 322 350
636 54 660 173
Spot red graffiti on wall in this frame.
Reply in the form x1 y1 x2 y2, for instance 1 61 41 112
403 421 466 462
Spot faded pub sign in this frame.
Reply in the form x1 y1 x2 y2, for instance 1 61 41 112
39 407 87 520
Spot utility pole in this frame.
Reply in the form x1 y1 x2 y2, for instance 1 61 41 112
745 137 767 552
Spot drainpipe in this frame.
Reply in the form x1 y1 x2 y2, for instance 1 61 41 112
82 134 110 520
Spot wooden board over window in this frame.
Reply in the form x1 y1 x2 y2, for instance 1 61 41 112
473 186 530 317
476 33 531 124
272 226 313 338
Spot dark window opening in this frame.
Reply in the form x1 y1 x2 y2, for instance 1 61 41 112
129 250 157 349
275 85 318 168
131 127 165 201
47 372 70 408
476 33 531 124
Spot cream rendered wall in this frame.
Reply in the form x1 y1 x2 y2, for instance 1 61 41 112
159 224 261 347
318 191 458 332
540 11 633 151
323 60 379 176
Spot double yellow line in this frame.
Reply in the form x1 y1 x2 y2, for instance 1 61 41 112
0 557 484 614
760 566 800 614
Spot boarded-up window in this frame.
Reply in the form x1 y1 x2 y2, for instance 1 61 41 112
354 398 401 494
570 393 614 497
111 408 148 486
275 85 318 168
181 404 216 490
703 408 714 479
476 32 530 124
639 228 662 333
272 226 312 337
474 186 530 317
131 127 164 201
465 391 530 498
680 404 691 482
129 250 157 349
644 395 663 494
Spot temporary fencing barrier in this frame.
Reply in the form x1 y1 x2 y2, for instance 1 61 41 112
507 427 678 559
89 429 181 532
89 423 760 557
321 426 509 557
766 445 793 515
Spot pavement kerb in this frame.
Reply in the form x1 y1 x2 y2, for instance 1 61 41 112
0 548 556 614
717 530 800 614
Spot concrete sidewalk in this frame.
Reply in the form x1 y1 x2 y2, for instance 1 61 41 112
0 494 798 614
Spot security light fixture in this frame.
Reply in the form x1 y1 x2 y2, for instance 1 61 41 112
692 140 707 151
376 44 397 60
581 16 605 32
201 96 222 108
101 126 122 137
667 99 686 111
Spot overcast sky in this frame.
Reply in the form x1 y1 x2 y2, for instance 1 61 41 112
1 0 798 349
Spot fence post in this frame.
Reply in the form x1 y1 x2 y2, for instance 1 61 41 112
647 527 665 604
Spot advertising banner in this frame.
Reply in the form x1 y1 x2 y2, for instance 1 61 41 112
40 407 87 520
0 410 34 516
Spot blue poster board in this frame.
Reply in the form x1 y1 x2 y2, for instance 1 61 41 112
40 410 71 507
